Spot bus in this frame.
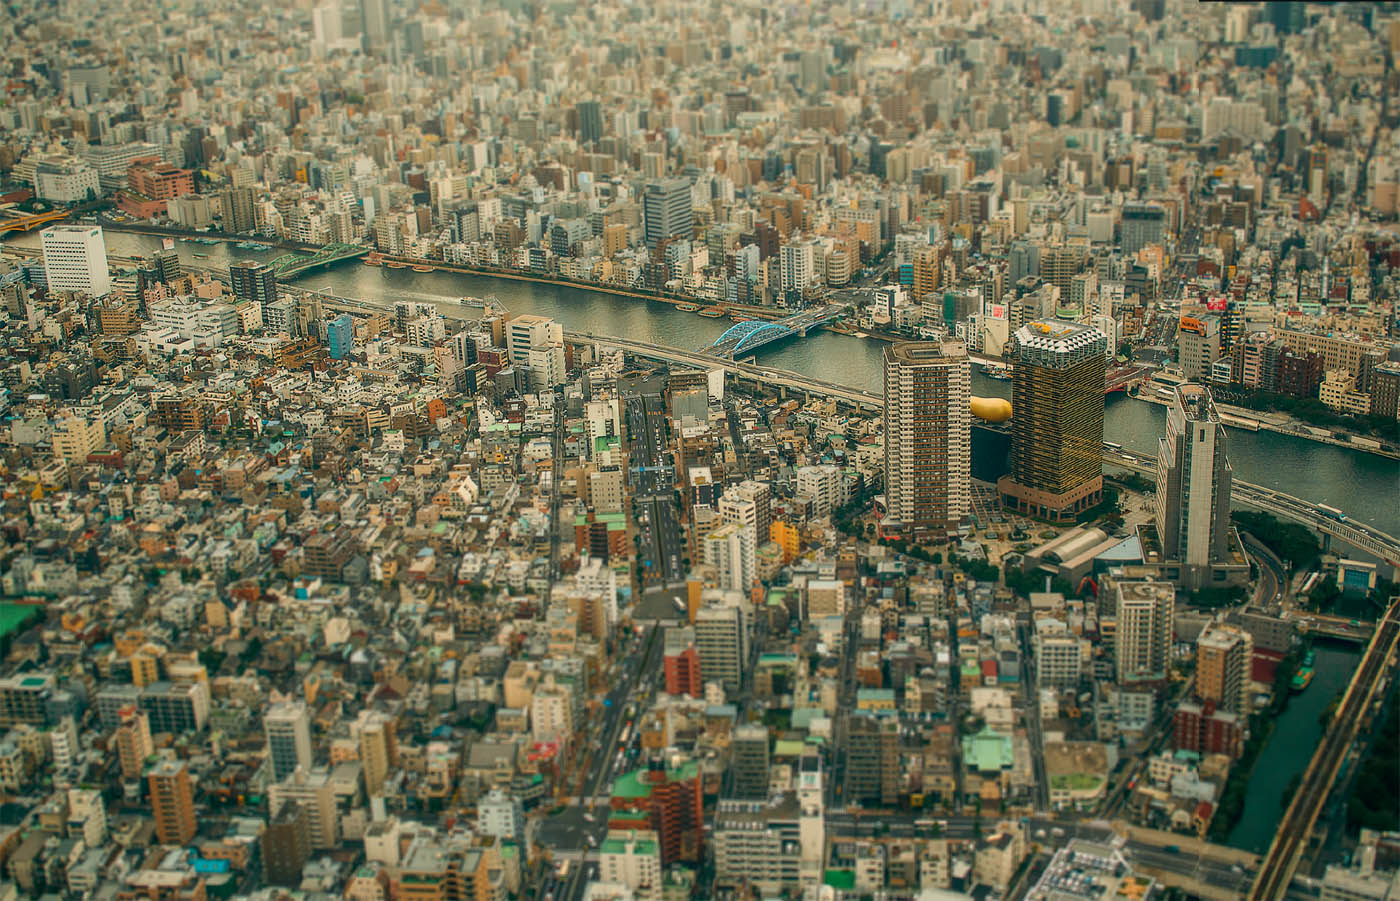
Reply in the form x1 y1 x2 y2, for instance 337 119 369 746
557 861 570 879
1316 504 1347 522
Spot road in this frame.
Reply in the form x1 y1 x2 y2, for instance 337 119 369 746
623 384 683 587
533 622 667 901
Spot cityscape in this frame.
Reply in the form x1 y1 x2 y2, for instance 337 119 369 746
1 0 1399 899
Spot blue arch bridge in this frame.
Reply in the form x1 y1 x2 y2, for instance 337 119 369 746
705 303 847 359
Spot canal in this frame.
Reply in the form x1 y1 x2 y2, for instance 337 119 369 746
1226 642 1361 854
8 229 1398 534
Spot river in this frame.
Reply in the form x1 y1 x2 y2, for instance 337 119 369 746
1226 642 1360 853
8 229 1398 534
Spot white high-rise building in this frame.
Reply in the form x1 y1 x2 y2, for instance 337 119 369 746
704 521 755 593
477 789 525 843
1155 384 1234 590
41 225 110 296
883 340 971 536
795 464 847 517
600 829 663 901
265 701 313 782
506 314 566 390
779 241 816 298
1114 580 1175 687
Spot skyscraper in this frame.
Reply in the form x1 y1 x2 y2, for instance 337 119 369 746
327 313 354 360
731 724 770 799
577 100 604 146
41 225 110 296
229 260 278 308
998 320 1107 522
882 340 971 538
1113 580 1175 687
1154 384 1234 590
1120 203 1166 256
643 178 693 250
148 759 197 845
1195 624 1253 715
264 701 313 782
360 0 389 53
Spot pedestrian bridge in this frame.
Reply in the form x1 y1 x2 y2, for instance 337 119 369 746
705 304 845 358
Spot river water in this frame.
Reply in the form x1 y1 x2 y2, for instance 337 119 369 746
1227 642 1360 854
10 230 1398 534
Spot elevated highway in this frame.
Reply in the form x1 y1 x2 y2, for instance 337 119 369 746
1103 448 1400 566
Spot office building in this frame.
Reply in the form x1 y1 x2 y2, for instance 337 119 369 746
1178 315 1221 382
361 0 390 52
695 603 747 692
577 100 604 146
327 312 354 359
265 701 313 782
846 712 898 807
263 800 311 886
40 225 111 296
1113 580 1175 687
229 260 278 308
1154 384 1235 590
795 464 848 518
1120 203 1166 256
148 759 197 845
999 320 1108 522
505 313 566 390
663 627 702 698
643 178 693 249
1195 624 1253 715
882 340 971 538
731 724 770 799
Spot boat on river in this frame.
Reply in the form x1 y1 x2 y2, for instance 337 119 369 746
675 303 699 312
412 265 433 272
386 261 409 269
698 307 724 318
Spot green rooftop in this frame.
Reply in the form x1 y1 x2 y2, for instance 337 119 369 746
611 760 700 800
600 837 658 856
962 726 1014 773
824 870 856 890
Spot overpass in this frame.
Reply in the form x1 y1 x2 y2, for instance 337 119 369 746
705 303 846 358
0 208 68 234
1248 598 1400 900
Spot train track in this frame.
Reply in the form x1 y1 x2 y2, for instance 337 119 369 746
1248 599 1400 900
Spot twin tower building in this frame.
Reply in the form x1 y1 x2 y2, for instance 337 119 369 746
882 319 1236 590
